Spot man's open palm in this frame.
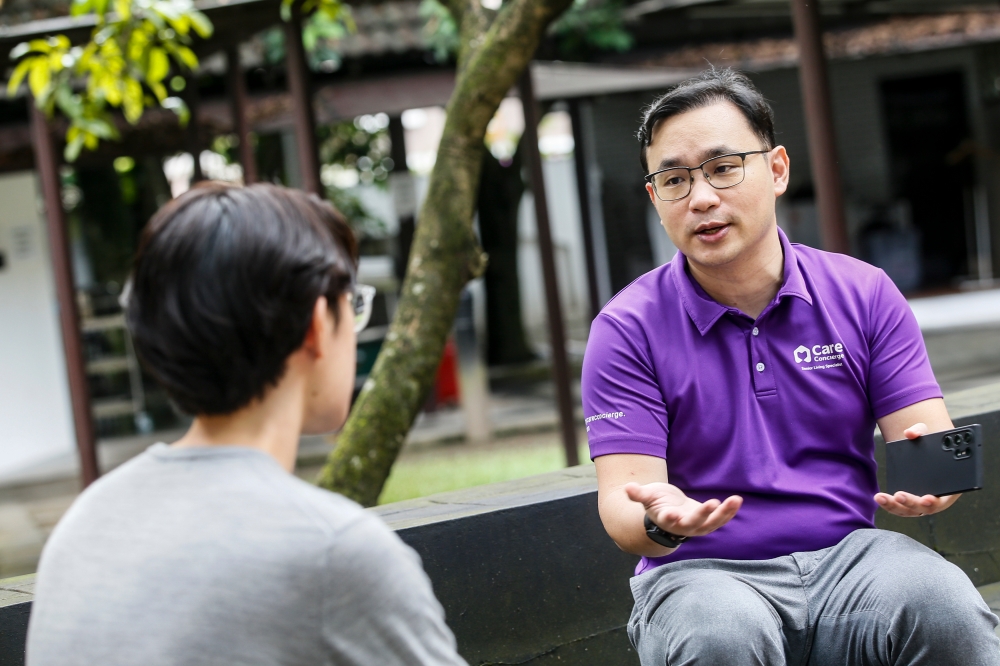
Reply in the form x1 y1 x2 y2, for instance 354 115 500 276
625 482 743 538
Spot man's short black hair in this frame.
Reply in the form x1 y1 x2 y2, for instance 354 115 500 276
126 182 358 416
638 68 776 173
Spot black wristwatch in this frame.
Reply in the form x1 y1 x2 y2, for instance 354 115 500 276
644 515 689 548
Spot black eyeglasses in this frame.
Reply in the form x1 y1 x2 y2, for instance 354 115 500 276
645 150 769 202
350 284 376 333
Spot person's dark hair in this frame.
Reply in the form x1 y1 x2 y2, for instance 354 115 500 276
638 68 775 173
125 182 358 416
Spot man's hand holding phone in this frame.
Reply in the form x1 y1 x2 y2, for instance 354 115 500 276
875 422 962 517
625 481 743 539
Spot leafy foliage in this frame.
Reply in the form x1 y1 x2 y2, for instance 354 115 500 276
419 0 460 64
549 0 633 58
7 0 213 161
317 114 392 239
262 0 354 72
418 0 632 62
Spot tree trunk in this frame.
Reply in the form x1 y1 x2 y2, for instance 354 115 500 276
316 0 573 506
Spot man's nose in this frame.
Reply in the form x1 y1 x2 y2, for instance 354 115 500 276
688 171 720 211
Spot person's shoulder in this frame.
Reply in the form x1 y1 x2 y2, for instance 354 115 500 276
599 261 678 325
51 447 161 523
267 472 381 535
790 242 887 296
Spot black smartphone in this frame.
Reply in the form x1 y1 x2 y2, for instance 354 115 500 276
885 424 983 497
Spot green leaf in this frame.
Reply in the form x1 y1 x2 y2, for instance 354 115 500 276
114 0 132 21
27 60 52 99
122 77 144 123
65 132 86 162
70 0 94 17
150 81 167 101
171 45 198 70
7 59 33 96
10 43 31 61
147 47 170 82
54 86 84 119
189 11 214 38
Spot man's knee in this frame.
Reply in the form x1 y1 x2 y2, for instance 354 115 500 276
863 540 1000 662
635 570 783 665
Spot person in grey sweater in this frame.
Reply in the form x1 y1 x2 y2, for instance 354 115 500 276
26 183 468 666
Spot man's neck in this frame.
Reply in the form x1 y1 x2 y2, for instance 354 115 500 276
173 379 305 472
687 227 785 320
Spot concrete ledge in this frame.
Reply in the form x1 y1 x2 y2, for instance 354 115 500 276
0 576 34 666
1 382 998 665
373 465 638 664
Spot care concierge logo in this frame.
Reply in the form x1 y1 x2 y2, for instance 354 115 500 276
793 342 845 371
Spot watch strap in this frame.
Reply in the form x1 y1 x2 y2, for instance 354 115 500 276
644 514 689 548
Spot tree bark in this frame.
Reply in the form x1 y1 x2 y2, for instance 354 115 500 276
316 0 573 506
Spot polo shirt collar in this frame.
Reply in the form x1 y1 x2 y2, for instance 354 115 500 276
670 226 813 336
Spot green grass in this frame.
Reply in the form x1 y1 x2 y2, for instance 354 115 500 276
377 439 592 505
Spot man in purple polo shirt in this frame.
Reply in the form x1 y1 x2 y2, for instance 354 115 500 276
582 68 1000 665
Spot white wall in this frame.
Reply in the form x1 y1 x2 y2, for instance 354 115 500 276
0 172 76 479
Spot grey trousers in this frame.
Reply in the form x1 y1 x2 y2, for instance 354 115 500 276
628 529 1000 666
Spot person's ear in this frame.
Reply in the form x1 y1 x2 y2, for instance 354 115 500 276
770 146 790 197
646 181 658 205
301 296 331 360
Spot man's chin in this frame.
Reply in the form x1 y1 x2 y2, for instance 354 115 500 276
682 239 742 268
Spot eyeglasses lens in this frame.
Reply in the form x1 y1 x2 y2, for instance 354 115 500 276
652 155 746 201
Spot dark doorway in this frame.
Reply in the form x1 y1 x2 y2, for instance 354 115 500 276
880 72 972 287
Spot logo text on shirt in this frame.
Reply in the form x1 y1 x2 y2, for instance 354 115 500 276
794 342 845 370
585 411 624 432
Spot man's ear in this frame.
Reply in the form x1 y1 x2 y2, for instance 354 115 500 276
646 182 658 205
771 146 790 198
301 296 330 360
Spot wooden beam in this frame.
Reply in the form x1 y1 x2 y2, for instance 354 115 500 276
29 104 100 488
226 46 258 185
284 3 321 195
568 100 602 321
519 69 579 467
790 0 850 254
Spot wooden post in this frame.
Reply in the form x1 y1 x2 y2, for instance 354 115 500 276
519 69 579 467
29 104 100 487
790 0 850 254
569 100 602 321
284 3 322 196
182 75 204 183
226 45 258 185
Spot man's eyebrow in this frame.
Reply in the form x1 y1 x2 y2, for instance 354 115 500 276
654 146 736 171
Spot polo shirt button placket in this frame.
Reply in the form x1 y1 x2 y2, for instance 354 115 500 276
750 323 777 396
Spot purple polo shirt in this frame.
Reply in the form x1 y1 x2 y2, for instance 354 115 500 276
582 228 941 575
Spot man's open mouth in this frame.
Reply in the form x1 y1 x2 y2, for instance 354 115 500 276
695 223 729 236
